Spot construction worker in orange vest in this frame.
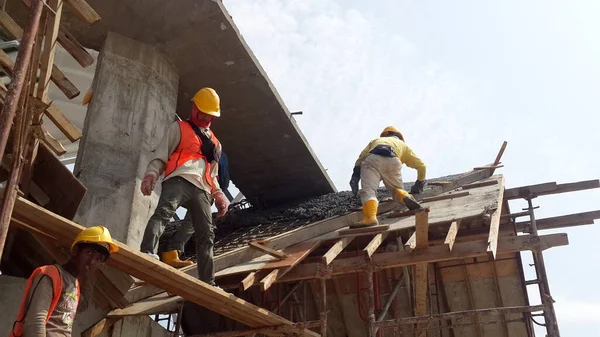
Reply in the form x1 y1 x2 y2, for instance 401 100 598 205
139 87 229 286
10 226 118 337
350 126 427 227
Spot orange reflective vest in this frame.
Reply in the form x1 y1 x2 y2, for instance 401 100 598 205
10 265 80 337
164 121 221 192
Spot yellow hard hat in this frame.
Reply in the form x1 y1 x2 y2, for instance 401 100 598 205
381 126 404 141
71 226 119 254
191 87 221 117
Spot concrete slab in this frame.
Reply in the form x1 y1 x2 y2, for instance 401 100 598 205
57 0 336 205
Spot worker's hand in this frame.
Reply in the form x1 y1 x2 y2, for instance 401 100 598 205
214 191 229 218
141 173 158 196
410 180 425 195
349 166 361 196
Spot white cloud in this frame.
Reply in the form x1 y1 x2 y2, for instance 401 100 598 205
224 0 481 188
555 298 600 324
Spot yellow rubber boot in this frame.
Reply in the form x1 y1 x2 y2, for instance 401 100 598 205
352 200 379 228
160 250 194 268
395 189 422 210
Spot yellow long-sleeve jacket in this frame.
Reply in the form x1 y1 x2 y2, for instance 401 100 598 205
355 137 427 181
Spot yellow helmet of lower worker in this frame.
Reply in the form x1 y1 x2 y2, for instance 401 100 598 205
71 226 119 254
191 87 221 117
381 126 404 141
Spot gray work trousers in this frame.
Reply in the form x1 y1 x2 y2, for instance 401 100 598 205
140 176 215 285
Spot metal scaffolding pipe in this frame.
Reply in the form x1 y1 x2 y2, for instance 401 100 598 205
372 305 546 328
0 0 44 164
527 197 561 337
0 0 45 263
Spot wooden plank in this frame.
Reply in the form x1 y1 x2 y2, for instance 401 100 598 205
413 208 430 336
11 197 304 330
65 0 101 24
32 143 86 220
414 264 428 316
210 167 495 274
322 237 354 265
487 175 506 259
386 208 422 219
39 125 67 155
0 50 80 141
249 241 287 260
461 179 499 190
503 182 557 200
214 241 325 279
56 26 95 67
444 221 461 251
363 232 389 258
339 225 390 237
261 241 321 269
504 180 600 200
515 210 600 232
45 104 83 142
50 64 80 99
20 0 95 68
259 241 320 291
240 271 259 291
107 292 182 317
81 318 120 337
278 234 569 283
414 209 429 249
422 191 470 203
492 141 508 166
37 0 64 101
405 232 416 251
474 165 503 170
0 10 23 37
0 12 80 99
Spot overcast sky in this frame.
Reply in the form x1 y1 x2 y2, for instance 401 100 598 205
223 0 600 335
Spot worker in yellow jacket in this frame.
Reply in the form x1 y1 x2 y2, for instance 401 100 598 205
350 126 426 227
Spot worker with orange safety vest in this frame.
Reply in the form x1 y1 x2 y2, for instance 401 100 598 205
350 126 427 227
139 87 229 285
10 226 118 337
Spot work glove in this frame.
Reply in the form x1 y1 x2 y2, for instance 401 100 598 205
410 180 426 195
141 173 158 196
349 166 361 196
214 191 230 218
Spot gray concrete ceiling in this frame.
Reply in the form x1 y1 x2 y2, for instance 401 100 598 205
7 0 336 205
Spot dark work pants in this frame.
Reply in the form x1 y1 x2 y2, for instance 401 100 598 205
140 177 215 285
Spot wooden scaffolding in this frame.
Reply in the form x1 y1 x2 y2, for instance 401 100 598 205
1 2 599 337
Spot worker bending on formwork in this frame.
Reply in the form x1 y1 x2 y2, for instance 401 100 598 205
350 126 427 227
10 226 118 337
139 87 229 286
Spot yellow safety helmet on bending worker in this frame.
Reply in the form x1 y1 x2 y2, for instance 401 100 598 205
381 126 404 141
192 87 221 117
71 226 119 254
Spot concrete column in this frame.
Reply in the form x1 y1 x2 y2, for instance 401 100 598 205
0 276 25 333
74 32 179 249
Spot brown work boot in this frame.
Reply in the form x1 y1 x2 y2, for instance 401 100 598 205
160 250 194 268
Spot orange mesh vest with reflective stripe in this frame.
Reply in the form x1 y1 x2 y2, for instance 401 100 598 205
164 121 220 192
10 265 80 337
